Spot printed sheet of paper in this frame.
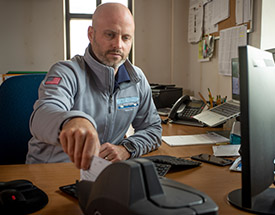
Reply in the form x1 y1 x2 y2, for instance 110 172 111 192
188 0 204 43
80 156 111 181
218 25 247 76
162 133 229 146
211 0 230 25
236 0 252 25
204 0 218 35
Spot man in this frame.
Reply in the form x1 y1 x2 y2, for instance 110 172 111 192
26 3 162 170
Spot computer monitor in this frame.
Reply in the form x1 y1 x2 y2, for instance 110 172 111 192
227 45 275 214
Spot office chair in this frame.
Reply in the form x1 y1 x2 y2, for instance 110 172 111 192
0 74 45 165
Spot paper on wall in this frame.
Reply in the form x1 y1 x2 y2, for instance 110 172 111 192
218 25 247 76
188 0 204 43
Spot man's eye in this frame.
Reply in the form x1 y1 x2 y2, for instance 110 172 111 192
105 33 114 39
122 35 131 41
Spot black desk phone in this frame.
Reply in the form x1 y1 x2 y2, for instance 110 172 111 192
168 95 206 127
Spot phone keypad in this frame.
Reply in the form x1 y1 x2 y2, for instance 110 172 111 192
178 108 202 119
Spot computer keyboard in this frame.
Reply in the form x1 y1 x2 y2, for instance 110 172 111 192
59 155 201 199
59 183 78 199
210 102 240 117
144 155 201 172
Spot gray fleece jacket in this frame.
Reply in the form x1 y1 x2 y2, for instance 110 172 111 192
26 45 162 164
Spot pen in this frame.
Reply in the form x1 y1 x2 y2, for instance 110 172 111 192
208 88 213 108
224 96 227 103
198 92 208 107
209 95 213 108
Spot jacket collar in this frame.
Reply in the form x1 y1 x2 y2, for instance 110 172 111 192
83 44 140 93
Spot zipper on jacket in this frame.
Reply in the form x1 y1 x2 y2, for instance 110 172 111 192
109 95 112 113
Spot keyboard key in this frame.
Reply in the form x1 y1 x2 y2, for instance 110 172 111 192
154 163 171 176
210 103 240 117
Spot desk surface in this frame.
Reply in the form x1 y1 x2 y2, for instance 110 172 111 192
0 123 250 215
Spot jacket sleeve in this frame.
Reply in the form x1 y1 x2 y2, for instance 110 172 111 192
29 61 96 145
122 70 162 157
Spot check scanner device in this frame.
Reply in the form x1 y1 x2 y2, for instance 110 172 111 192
77 158 218 215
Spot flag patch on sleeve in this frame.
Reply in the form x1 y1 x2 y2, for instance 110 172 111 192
45 77 61 85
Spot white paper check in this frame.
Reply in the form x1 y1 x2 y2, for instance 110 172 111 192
80 156 112 181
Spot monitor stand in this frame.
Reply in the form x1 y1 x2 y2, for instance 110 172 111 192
228 188 275 214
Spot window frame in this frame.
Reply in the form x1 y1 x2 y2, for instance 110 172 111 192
65 0 133 61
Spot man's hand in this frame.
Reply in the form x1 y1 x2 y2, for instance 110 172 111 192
59 117 101 170
99 142 130 162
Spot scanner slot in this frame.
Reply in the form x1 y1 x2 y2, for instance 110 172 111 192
134 158 164 197
135 158 204 209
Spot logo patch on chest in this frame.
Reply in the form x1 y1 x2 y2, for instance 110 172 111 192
117 97 139 109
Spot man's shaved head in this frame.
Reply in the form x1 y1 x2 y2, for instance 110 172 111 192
88 3 135 72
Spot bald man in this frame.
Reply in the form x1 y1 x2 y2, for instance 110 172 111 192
26 3 162 170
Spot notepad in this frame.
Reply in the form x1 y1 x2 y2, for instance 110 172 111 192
212 144 240 157
162 133 229 146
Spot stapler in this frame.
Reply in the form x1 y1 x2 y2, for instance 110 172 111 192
77 158 218 215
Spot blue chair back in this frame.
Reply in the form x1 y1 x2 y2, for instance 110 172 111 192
0 74 45 164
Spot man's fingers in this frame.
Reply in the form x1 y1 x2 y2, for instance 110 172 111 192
59 131 68 154
99 143 122 162
67 130 76 162
99 143 109 159
73 129 86 169
59 117 101 170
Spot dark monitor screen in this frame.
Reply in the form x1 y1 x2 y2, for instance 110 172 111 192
231 58 240 101
228 45 275 214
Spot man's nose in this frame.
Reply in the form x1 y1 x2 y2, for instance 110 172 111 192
112 36 122 49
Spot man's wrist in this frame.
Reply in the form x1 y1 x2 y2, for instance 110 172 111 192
121 141 136 158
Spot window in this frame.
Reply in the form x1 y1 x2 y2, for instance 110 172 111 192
65 0 132 60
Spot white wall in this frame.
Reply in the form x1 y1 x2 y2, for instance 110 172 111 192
134 0 190 90
134 0 173 84
260 0 275 50
0 0 64 74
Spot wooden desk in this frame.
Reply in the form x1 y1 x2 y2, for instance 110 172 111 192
0 123 250 215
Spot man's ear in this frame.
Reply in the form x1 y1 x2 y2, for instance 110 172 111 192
88 26 93 42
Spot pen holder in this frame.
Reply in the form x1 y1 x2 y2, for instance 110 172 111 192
207 97 226 109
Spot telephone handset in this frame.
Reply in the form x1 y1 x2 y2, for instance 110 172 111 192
168 95 206 127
